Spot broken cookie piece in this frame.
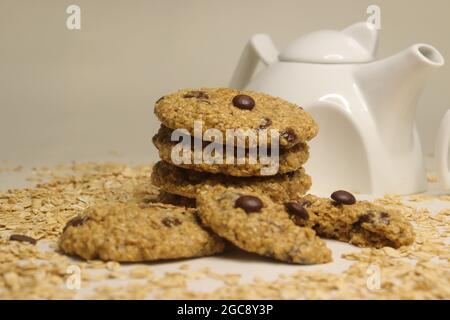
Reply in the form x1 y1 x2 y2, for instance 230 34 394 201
287 193 415 248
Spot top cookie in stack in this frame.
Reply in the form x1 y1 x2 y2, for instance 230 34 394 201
151 88 318 203
154 88 318 149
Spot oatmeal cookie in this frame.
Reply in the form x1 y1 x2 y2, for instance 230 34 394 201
59 203 224 261
151 161 311 203
154 88 318 149
285 193 415 248
152 125 309 176
196 186 332 264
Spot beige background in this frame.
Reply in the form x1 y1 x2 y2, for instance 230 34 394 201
0 0 449 167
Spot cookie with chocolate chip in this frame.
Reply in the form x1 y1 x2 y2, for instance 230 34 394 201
151 161 311 203
152 125 309 176
154 88 318 149
286 194 415 248
59 203 225 261
196 186 332 264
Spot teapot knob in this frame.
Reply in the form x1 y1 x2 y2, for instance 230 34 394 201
342 22 379 58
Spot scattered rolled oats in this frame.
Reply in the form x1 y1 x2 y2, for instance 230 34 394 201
129 267 153 279
0 165 23 174
1 162 449 299
105 261 121 271
178 264 190 271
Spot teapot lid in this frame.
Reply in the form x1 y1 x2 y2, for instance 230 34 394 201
279 22 379 64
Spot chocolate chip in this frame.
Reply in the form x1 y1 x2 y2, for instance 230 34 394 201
285 202 309 220
63 216 89 231
232 94 255 110
380 212 390 224
259 117 272 129
9 234 37 245
331 190 356 205
286 171 296 178
380 212 389 219
281 128 298 143
162 217 182 227
352 212 375 230
156 96 165 104
183 91 209 99
234 195 263 213
358 213 374 224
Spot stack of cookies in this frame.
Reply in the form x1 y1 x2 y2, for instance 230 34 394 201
58 87 415 264
151 88 318 204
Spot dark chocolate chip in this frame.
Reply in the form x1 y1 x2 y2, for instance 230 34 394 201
156 96 165 104
331 190 356 205
259 117 272 129
380 212 389 219
63 216 89 231
162 217 182 227
234 195 263 213
183 91 209 99
285 202 309 220
9 234 37 245
232 94 255 110
286 171 296 178
280 128 298 143
358 213 374 224
380 212 390 224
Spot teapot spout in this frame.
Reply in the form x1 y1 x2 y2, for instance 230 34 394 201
356 44 444 150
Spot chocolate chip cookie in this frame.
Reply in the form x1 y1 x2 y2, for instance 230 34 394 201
286 193 415 248
196 186 332 264
151 161 311 203
154 88 318 149
152 125 309 176
59 203 225 261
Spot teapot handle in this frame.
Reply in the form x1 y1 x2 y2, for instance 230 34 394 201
229 34 279 89
435 109 450 190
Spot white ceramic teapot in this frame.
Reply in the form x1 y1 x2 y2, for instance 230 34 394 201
230 22 446 195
